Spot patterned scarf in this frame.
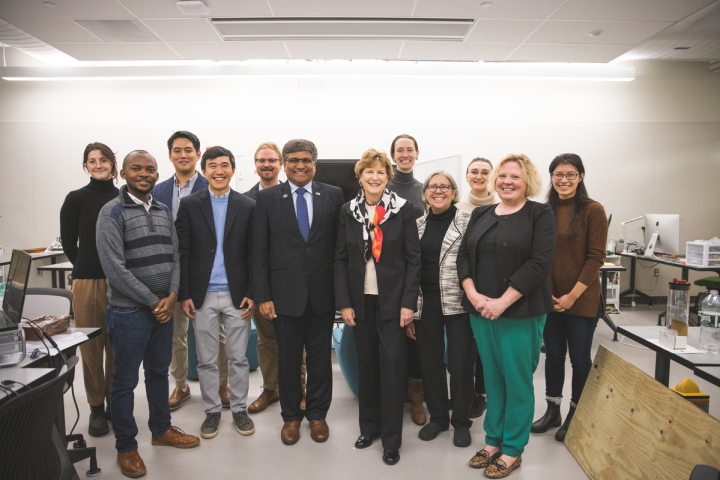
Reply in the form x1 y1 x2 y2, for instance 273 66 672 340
350 188 406 262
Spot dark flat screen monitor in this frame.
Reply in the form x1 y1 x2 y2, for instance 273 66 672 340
0 250 32 332
314 160 360 203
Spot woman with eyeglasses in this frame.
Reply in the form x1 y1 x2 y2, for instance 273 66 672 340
335 149 421 465
409 171 475 448
531 154 607 442
457 157 497 212
59 142 120 438
458 154 556 478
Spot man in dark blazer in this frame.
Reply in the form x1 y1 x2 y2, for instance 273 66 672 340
176 146 256 439
254 139 344 445
152 131 230 412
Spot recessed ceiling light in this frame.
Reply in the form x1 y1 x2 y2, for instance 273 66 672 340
589 30 602 37
176 0 209 16
480 2 493 8
43 2 56 6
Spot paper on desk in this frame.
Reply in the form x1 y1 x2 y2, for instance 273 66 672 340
26 331 89 356
646 339 703 354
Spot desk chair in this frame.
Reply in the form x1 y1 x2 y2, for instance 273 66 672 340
0 357 80 480
23 287 73 319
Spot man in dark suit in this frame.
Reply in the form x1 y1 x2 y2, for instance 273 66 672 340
152 131 230 411
176 146 256 439
254 139 344 445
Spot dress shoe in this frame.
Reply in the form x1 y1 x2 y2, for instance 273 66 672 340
453 427 472 447
168 385 191 411
300 390 306 411
484 455 522 478
354 435 375 449
248 389 279 413
469 448 501 469
531 400 561 433
555 406 576 442
88 404 109 437
469 393 487 418
117 450 146 478
382 449 400 465
408 378 427 425
219 384 230 409
281 420 301 445
151 425 200 448
418 421 447 441
309 419 329 442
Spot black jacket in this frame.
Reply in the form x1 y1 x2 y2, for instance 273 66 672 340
253 181 345 317
176 189 255 309
457 201 556 318
334 201 421 321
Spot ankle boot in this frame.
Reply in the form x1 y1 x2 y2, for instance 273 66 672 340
408 378 427 426
555 406 576 442
530 400 561 433
88 404 109 437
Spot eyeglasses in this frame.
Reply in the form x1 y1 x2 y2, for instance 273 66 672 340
427 184 452 193
467 169 491 177
255 158 279 164
552 172 579 180
285 158 314 166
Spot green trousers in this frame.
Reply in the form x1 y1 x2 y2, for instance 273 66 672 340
470 313 546 457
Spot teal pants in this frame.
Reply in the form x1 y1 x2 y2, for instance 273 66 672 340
469 313 546 457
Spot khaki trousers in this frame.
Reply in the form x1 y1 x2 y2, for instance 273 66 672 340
253 309 305 391
72 279 113 407
170 302 228 388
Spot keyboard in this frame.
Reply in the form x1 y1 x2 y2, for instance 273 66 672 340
0 352 25 367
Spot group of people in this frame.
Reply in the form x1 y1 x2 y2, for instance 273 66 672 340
59 131 608 479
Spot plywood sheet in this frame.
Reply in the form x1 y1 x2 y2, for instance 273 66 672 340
566 345 720 479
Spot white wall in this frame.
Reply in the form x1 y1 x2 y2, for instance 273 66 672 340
0 59 719 293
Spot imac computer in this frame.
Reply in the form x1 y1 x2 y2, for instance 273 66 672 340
644 214 680 257
0 250 32 367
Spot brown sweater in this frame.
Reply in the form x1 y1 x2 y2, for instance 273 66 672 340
550 198 608 318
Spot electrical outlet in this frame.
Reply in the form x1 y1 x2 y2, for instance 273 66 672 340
654 268 660 277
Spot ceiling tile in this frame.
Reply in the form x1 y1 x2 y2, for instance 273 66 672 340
268 0 415 17
141 19 222 42
528 20 673 45
465 19 543 43
285 40 402 59
117 0 271 19
552 0 715 22
0 0 133 20
3 18 101 42
507 43 633 62
168 41 289 60
400 41 519 61
413 0 564 19
51 42 183 61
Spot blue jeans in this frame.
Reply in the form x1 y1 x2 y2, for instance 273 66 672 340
106 305 173 453
543 306 600 405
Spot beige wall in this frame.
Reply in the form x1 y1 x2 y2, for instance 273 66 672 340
0 59 718 293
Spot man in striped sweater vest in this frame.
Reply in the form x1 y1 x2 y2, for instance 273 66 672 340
97 150 200 478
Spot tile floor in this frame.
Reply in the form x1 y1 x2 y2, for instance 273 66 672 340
63 306 719 479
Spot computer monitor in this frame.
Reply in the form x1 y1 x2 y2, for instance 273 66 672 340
644 214 680 256
0 250 32 332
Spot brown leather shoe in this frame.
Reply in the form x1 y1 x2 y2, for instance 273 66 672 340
484 455 522 478
168 385 191 411
248 389 279 413
151 425 200 448
281 420 301 445
469 448 502 469
408 378 427 425
219 384 230 408
300 390 306 411
309 419 329 443
117 450 146 478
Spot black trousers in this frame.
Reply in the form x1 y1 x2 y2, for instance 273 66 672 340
416 303 475 429
407 335 422 379
354 295 408 450
274 298 334 422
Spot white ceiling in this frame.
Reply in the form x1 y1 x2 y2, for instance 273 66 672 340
0 0 718 64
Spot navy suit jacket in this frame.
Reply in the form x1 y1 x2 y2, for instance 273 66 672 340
152 171 208 212
176 189 255 309
253 181 345 317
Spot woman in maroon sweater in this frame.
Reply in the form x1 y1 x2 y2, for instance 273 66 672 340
531 153 607 442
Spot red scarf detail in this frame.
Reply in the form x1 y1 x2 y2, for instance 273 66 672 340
371 205 386 262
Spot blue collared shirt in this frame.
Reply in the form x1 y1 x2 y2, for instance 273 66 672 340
207 187 230 292
171 172 199 221
289 181 314 226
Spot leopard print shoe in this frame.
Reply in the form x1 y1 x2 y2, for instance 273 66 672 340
469 448 502 469
484 455 522 478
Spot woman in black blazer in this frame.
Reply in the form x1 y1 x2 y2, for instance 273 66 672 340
457 154 556 479
334 148 421 466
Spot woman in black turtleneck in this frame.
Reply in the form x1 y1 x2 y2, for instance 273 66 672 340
60 142 119 438
409 171 475 449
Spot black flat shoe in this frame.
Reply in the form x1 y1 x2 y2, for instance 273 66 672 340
382 449 400 465
355 435 374 449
